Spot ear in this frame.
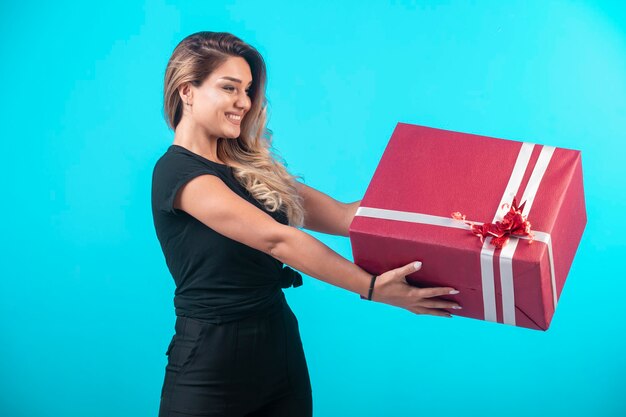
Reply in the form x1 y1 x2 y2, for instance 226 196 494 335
178 82 193 104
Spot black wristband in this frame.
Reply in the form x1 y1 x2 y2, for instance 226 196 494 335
365 274 378 301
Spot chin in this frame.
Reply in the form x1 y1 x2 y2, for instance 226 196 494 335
223 127 241 139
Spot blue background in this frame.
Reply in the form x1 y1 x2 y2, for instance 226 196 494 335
1 1 624 416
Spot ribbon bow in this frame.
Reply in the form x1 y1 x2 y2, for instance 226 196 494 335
278 266 303 288
452 197 535 249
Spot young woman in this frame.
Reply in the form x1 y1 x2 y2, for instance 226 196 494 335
152 31 461 417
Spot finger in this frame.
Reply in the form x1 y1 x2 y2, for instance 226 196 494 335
411 307 452 318
397 261 422 278
417 299 462 310
418 287 460 298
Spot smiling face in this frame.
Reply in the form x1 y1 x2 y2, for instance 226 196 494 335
181 56 253 140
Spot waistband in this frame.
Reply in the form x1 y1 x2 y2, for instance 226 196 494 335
175 289 289 325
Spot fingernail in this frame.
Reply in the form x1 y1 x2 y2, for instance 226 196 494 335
452 305 462 309
413 261 422 270
449 290 460 294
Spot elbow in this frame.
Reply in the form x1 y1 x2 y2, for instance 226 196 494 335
266 224 298 263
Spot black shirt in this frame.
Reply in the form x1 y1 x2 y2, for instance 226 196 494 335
151 145 302 324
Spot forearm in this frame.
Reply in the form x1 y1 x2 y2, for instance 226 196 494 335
270 226 372 296
338 200 361 237
296 180 362 237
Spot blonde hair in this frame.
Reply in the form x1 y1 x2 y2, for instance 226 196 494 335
163 31 305 228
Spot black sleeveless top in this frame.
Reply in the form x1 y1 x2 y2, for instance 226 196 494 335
151 145 302 324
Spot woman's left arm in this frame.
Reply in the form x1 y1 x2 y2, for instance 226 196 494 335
295 181 361 237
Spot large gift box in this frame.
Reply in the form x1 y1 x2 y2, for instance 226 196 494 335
349 123 586 331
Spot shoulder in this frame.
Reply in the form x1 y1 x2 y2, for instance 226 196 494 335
153 147 200 171
153 148 221 181
152 149 227 216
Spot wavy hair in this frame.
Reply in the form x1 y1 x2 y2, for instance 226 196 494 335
163 31 305 227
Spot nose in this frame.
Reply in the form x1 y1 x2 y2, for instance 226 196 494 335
235 92 251 112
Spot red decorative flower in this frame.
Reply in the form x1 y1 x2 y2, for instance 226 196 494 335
452 197 534 249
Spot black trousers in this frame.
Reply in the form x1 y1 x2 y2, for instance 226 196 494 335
158 300 313 417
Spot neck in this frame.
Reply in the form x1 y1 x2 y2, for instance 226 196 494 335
173 118 223 164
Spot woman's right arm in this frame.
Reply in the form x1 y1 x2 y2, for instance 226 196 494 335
175 174 461 317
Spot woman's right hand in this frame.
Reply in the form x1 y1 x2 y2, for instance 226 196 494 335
371 261 461 318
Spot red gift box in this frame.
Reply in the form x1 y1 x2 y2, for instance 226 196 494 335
349 123 586 331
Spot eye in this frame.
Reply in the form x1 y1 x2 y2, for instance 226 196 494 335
223 85 251 97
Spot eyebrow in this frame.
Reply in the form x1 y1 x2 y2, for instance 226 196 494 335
219 76 253 86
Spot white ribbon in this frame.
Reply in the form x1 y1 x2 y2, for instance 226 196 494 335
355 143 558 326
481 142 535 323
498 145 555 325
